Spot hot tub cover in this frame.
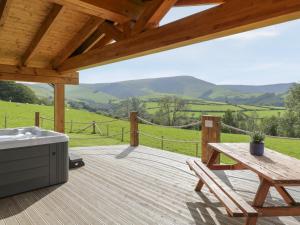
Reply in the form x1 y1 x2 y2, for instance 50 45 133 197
0 127 69 150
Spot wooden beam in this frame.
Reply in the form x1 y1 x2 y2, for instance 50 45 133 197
73 29 105 55
132 0 178 34
58 0 300 72
98 21 125 41
52 17 104 68
91 35 113 50
48 0 144 24
54 84 65 133
22 4 63 66
0 0 11 27
256 206 300 217
0 64 78 84
175 0 223 6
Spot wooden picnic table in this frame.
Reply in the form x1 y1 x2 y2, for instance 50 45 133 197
207 143 300 225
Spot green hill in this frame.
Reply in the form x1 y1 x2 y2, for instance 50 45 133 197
0 100 299 162
24 76 294 106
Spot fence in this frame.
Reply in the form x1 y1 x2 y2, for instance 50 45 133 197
2 111 299 162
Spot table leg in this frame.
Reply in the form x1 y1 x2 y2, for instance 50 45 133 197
195 180 204 192
245 178 271 225
206 150 220 168
275 185 296 206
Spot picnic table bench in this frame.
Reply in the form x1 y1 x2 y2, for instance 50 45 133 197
187 143 300 225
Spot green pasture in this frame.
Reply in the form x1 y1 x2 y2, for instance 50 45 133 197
0 100 298 163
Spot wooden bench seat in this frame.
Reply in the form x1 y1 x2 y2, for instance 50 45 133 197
187 159 258 218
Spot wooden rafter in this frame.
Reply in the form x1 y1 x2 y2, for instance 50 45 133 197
0 64 78 84
48 0 144 24
132 0 178 34
175 0 223 6
58 0 300 72
98 21 125 41
22 4 64 66
0 0 11 27
52 16 104 68
73 29 105 55
91 35 114 50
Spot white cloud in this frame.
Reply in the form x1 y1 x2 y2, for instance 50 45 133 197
221 29 280 41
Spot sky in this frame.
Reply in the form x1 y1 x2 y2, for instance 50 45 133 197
79 6 300 85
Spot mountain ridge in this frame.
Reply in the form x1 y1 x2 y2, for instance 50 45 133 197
25 76 295 106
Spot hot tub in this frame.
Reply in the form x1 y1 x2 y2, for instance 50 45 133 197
0 127 69 198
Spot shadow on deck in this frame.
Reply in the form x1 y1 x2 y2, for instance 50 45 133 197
0 145 300 225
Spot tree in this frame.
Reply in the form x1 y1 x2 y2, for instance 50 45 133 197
0 81 38 104
285 83 300 115
156 96 188 126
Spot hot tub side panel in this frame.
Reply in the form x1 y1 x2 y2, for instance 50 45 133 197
0 142 68 198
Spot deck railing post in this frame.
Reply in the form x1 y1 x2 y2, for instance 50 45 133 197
130 112 139 147
35 112 40 127
201 115 221 164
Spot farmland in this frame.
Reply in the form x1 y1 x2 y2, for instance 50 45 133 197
143 99 286 118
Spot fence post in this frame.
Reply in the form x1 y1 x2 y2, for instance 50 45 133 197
161 136 164 150
35 112 40 127
92 121 96 134
130 112 139 147
106 124 110 136
70 120 73 133
121 127 124 142
4 113 7 128
201 115 221 164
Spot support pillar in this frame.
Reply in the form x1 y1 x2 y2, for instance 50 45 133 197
201 115 221 163
54 84 65 133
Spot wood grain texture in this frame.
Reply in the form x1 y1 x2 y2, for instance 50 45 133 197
21 4 64 66
208 143 300 185
175 0 223 6
47 0 144 23
130 111 139 146
52 16 104 68
132 0 178 34
0 145 299 225
0 64 78 84
58 0 300 72
0 0 11 27
54 84 65 133
201 115 221 163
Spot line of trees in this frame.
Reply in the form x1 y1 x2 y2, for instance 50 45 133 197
222 83 300 138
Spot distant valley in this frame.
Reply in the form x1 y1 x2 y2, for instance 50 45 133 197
25 76 294 106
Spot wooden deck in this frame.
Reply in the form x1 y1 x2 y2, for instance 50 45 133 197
0 145 300 225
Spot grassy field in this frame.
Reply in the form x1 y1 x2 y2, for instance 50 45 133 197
0 100 299 163
144 100 286 118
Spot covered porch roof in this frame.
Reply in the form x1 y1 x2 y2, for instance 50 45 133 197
0 0 299 132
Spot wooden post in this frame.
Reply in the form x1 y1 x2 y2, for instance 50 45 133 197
35 112 40 127
130 111 139 147
201 115 221 164
4 113 7 128
121 127 124 142
54 84 65 133
70 120 73 133
106 124 109 136
92 121 96 134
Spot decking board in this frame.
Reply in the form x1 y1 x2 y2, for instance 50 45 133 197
0 145 299 225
